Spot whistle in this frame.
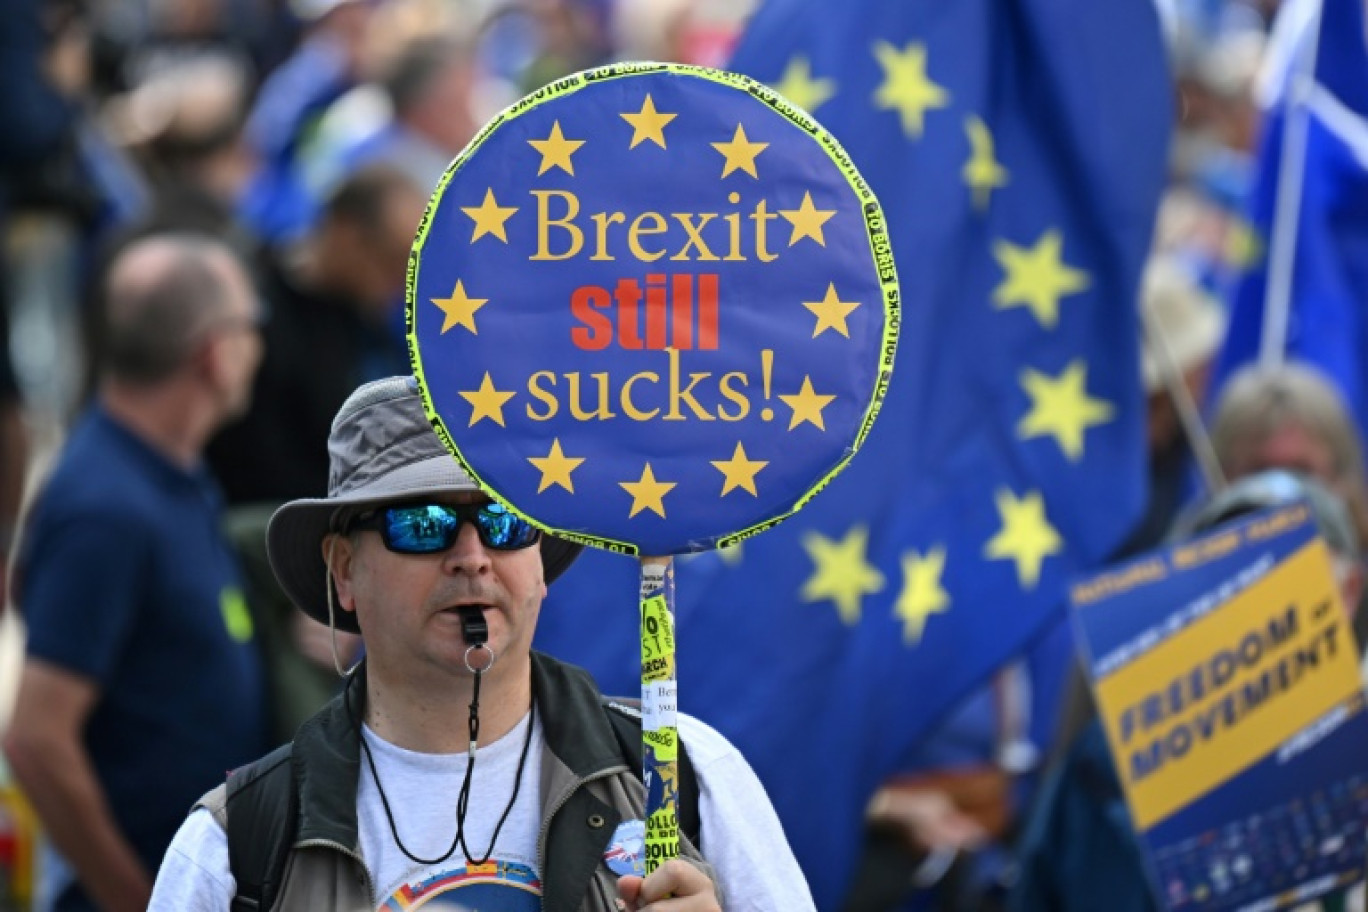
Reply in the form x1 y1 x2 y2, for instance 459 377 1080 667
457 606 488 647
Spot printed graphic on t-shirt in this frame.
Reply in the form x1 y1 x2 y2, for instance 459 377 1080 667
378 859 540 910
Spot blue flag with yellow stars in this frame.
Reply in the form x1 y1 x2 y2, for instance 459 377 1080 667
408 65 898 558
534 0 1171 904
1211 0 1368 433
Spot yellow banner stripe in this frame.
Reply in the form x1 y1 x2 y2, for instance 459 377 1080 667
1095 539 1361 830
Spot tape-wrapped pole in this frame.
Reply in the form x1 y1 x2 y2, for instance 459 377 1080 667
639 556 679 874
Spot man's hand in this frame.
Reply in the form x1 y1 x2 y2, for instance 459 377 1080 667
868 786 989 856
617 859 721 911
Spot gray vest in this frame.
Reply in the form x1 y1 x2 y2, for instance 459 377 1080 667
199 652 714 911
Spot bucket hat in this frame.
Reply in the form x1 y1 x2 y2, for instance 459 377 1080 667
1170 468 1359 558
266 375 582 632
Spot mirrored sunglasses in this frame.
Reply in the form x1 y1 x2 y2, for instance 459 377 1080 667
349 502 541 554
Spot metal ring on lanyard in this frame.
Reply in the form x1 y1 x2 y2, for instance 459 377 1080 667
464 644 496 675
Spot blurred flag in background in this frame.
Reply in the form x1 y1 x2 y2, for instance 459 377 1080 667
536 0 1171 904
1212 0 1368 429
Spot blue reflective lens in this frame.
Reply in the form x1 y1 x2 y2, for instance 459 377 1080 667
378 503 540 553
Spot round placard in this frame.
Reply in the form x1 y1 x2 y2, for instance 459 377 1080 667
409 62 898 556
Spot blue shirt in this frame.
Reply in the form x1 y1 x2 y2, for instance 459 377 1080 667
18 406 268 906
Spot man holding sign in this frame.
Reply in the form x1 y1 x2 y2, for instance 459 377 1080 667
152 57 891 912
1016 470 1368 912
149 375 814 911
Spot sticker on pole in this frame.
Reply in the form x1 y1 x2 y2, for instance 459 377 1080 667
408 62 899 556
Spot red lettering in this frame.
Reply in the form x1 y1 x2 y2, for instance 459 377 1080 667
570 286 613 350
698 274 719 350
645 274 667 350
614 279 644 349
571 274 721 351
671 274 693 350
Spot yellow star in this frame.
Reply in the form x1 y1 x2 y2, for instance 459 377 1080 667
984 489 1062 590
711 124 769 178
431 280 488 335
895 547 951 645
803 284 861 338
620 463 676 519
458 372 516 427
527 438 585 493
872 41 949 139
1018 360 1115 461
773 55 835 114
963 116 1009 209
710 442 769 496
778 191 836 246
992 229 1091 329
460 188 519 243
779 376 836 431
801 525 885 626
528 120 585 176
620 94 677 149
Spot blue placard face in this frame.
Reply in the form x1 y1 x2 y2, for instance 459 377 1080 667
409 63 898 556
1071 504 1368 910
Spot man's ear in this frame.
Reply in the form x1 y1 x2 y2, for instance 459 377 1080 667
189 330 224 383
322 533 358 614
195 328 244 402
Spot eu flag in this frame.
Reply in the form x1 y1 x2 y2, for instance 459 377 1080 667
1211 0 1368 430
534 0 1171 905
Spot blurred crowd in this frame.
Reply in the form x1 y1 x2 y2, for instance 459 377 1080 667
0 0 752 470
0 0 1364 909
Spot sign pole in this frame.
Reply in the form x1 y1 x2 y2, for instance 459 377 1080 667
639 556 680 874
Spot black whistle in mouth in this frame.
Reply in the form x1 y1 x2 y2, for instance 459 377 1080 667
457 606 488 647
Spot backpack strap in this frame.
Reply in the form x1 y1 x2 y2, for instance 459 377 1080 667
601 699 701 849
225 743 297 912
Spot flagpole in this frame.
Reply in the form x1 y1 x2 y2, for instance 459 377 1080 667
639 556 681 876
1142 301 1227 494
1260 0 1325 367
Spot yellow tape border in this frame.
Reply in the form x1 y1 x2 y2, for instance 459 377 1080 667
406 61 902 556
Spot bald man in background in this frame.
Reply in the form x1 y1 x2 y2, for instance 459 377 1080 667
3 234 271 912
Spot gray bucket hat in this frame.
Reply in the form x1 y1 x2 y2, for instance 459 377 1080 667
266 375 582 632
1170 469 1359 558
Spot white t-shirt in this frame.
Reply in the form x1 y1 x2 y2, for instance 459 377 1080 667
358 709 545 908
149 711 814 911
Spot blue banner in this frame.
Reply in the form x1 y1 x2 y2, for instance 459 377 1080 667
1212 0 1368 432
536 0 1171 904
408 65 897 556
1073 503 1368 910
